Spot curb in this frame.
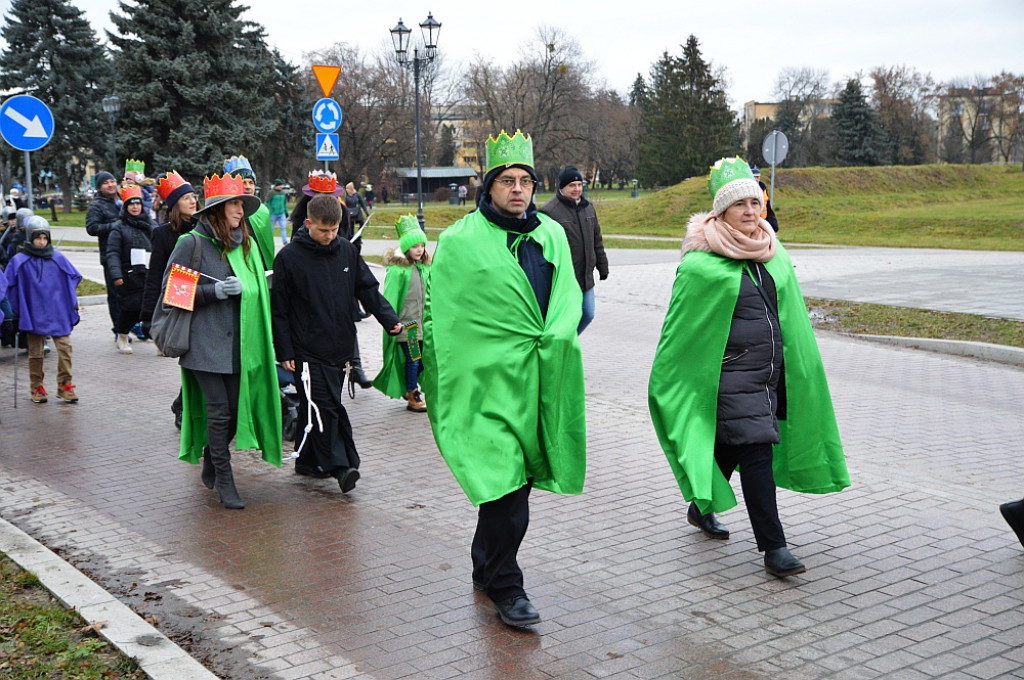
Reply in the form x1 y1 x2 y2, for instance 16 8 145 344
844 333 1024 367
0 516 217 680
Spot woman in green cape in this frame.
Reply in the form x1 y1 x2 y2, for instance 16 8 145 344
160 173 281 510
648 158 849 577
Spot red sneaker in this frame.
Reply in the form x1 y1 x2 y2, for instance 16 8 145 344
57 382 79 403
31 385 48 403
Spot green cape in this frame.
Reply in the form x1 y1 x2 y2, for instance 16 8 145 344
179 233 283 466
648 244 849 514
248 204 275 273
373 260 430 400
422 210 586 506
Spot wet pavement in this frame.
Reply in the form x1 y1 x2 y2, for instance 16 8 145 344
2 245 1024 679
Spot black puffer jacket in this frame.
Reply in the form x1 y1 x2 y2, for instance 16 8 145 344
106 210 155 311
716 261 786 445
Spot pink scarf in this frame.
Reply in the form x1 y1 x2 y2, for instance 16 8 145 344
701 213 776 262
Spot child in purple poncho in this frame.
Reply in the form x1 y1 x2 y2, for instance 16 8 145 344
4 217 82 403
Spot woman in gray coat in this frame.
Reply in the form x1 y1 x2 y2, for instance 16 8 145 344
160 174 282 509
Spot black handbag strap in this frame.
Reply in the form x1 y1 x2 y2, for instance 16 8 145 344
188 232 202 270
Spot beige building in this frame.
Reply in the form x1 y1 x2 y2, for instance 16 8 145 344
741 98 838 146
937 86 1023 164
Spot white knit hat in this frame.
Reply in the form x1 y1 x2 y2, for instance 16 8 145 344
712 178 762 216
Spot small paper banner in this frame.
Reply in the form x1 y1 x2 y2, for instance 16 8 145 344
163 263 201 311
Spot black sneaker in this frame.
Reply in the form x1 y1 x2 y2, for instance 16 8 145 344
335 468 360 493
295 463 332 479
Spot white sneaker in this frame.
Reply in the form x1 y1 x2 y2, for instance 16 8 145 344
116 334 133 354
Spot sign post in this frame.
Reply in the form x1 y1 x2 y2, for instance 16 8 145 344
761 130 789 205
310 66 342 171
0 95 56 210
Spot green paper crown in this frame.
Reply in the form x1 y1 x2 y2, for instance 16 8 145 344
485 129 534 173
707 157 754 197
124 158 145 175
395 214 427 253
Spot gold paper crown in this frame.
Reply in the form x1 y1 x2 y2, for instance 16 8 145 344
485 129 534 174
124 158 145 175
156 171 189 201
119 184 143 202
307 170 338 194
203 173 246 200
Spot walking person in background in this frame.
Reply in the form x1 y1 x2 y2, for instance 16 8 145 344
267 179 289 245
373 215 431 413
224 155 275 272
4 217 81 404
142 171 198 429
649 158 848 577
86 170 122 334
107 184 155 354
343 182 369 240
363 184 375 209
539 165 609 334
423 130 586 628
160 173 281 509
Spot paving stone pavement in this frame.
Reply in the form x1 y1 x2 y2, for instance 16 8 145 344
1 248 1023 679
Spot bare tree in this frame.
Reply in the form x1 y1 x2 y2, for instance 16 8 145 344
870 65 938 164
463 27 596 181
943 75 997 164
989 71 1024 165
771 67 833 166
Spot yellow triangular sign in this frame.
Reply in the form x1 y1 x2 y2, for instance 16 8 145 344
312 65 341 98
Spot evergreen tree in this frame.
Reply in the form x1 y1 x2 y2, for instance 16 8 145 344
831 79 884 166
0 0 111 212
635 36 737 187
437 124 456 166
107 0 281 183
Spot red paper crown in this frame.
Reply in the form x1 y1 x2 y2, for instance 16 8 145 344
307 171 338 194
119 184 143 202
156 171 188 201
203 173 246 200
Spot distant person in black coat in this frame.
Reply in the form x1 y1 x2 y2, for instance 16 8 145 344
749 165 779 232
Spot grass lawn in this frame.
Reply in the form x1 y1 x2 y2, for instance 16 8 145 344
0 555 145 679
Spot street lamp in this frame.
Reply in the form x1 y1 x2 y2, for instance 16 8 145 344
101 95 120 173
390 12 441 229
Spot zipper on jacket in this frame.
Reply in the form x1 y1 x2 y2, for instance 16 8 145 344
746 262 776 414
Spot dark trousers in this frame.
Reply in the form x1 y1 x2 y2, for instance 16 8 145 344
471 480 533 602
292 362 359 474
191 371 241 460
715 442 786 552
115 307 140 334
102 262 121 330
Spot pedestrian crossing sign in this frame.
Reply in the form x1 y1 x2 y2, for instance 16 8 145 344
316 133 339 161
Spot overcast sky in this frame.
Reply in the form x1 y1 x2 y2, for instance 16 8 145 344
11 0 1024 107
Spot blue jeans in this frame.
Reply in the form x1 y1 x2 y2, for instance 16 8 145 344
271 213 288 243
400 341 422 392
578 287 596 334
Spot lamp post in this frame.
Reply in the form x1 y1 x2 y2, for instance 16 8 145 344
101 95 120 173
390 12 441 229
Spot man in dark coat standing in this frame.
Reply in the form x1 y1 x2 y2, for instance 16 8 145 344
539 166 609 333
85 171 122 333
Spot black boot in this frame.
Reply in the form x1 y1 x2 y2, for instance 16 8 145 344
764 547 806 577
687 502 729 539
349 361 373 389
999 499 1024 549
201 446 216 489
210 448 245 509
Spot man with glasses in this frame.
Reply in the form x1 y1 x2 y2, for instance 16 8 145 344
422 130 586 628
540 166 609 333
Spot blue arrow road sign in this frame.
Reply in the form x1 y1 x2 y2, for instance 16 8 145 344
0 95 55 152
316 133 339 161
312 98 342 134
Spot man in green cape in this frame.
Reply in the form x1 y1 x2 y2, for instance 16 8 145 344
422 130 585 628
648 158 849 577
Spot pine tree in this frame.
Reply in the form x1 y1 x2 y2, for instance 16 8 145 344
831 79 884 166
107 0 283 183
635 36 737 187
0 0 111 211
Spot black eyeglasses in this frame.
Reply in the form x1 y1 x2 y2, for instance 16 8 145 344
493 177 535 189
